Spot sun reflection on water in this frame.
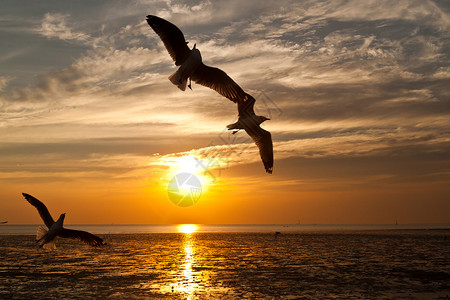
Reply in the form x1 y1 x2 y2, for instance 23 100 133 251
178 224 198 234
156 225 229 297
180 236 196 299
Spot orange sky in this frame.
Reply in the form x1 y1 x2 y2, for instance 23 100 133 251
1 0 449 224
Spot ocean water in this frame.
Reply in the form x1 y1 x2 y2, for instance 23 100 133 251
0 226 449 299
1 223 449 235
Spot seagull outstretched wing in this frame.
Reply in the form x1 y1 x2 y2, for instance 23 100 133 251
146 15 191 66
191 64 247 103
59 228 105 247
246 126 273 174
237 94 273 173
22 193 55 228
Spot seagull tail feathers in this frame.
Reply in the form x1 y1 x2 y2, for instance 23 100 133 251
36 226 47 241
36 226 56 249
168 70 187 91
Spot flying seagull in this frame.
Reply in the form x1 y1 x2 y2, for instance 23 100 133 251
22 193 105 248
146 15 247 103
146 15 274 173
227 93 273 173
0 221 7 224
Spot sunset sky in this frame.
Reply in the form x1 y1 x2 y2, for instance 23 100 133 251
1 0 449 225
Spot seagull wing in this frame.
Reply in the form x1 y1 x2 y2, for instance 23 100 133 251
237 93 256 117
245 126 273 174
22 193 55 228
191 63 247 103
146 15 191 66
59 228 106 247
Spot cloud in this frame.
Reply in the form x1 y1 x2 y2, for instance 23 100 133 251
151 123 450 170
156 0 212 19
38 13 90 42
299 0 450 30
0 76 10 92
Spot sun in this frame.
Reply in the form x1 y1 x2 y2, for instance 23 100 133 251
178 224 198 234
177 155 200 174
168 155 213 193
150 154 218 205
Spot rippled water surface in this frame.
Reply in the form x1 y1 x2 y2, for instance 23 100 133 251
1 230 449 299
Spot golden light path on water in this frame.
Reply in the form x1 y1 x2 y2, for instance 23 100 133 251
181 236 195 298
178 224 199 299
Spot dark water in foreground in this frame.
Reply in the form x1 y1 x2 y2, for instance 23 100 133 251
0 230 449 299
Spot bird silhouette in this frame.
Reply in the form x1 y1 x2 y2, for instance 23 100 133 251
146 15 273 173
22 193 105 248
146 15 247 102
227 93 273 173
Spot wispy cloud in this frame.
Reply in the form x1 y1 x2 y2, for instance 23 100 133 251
38 13 90 42
0 76 10 92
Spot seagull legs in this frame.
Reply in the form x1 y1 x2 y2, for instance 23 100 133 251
188 78 192 90
232 130 240 135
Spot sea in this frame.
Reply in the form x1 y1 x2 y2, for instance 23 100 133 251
0 224 449 299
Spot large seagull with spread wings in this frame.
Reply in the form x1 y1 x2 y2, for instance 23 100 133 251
146 15 273 173
22 193 105 248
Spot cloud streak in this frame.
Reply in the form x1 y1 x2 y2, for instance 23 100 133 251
38 13 91 42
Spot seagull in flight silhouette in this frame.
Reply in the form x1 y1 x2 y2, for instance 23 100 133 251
22 193 105 248
146 15 247 103
146 15 273 173
227 93 273 173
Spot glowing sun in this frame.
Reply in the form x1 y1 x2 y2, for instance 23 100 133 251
168 155 213 193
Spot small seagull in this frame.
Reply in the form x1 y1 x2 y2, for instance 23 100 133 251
227 93 273 173
22 193 106 248
146 15 247 103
